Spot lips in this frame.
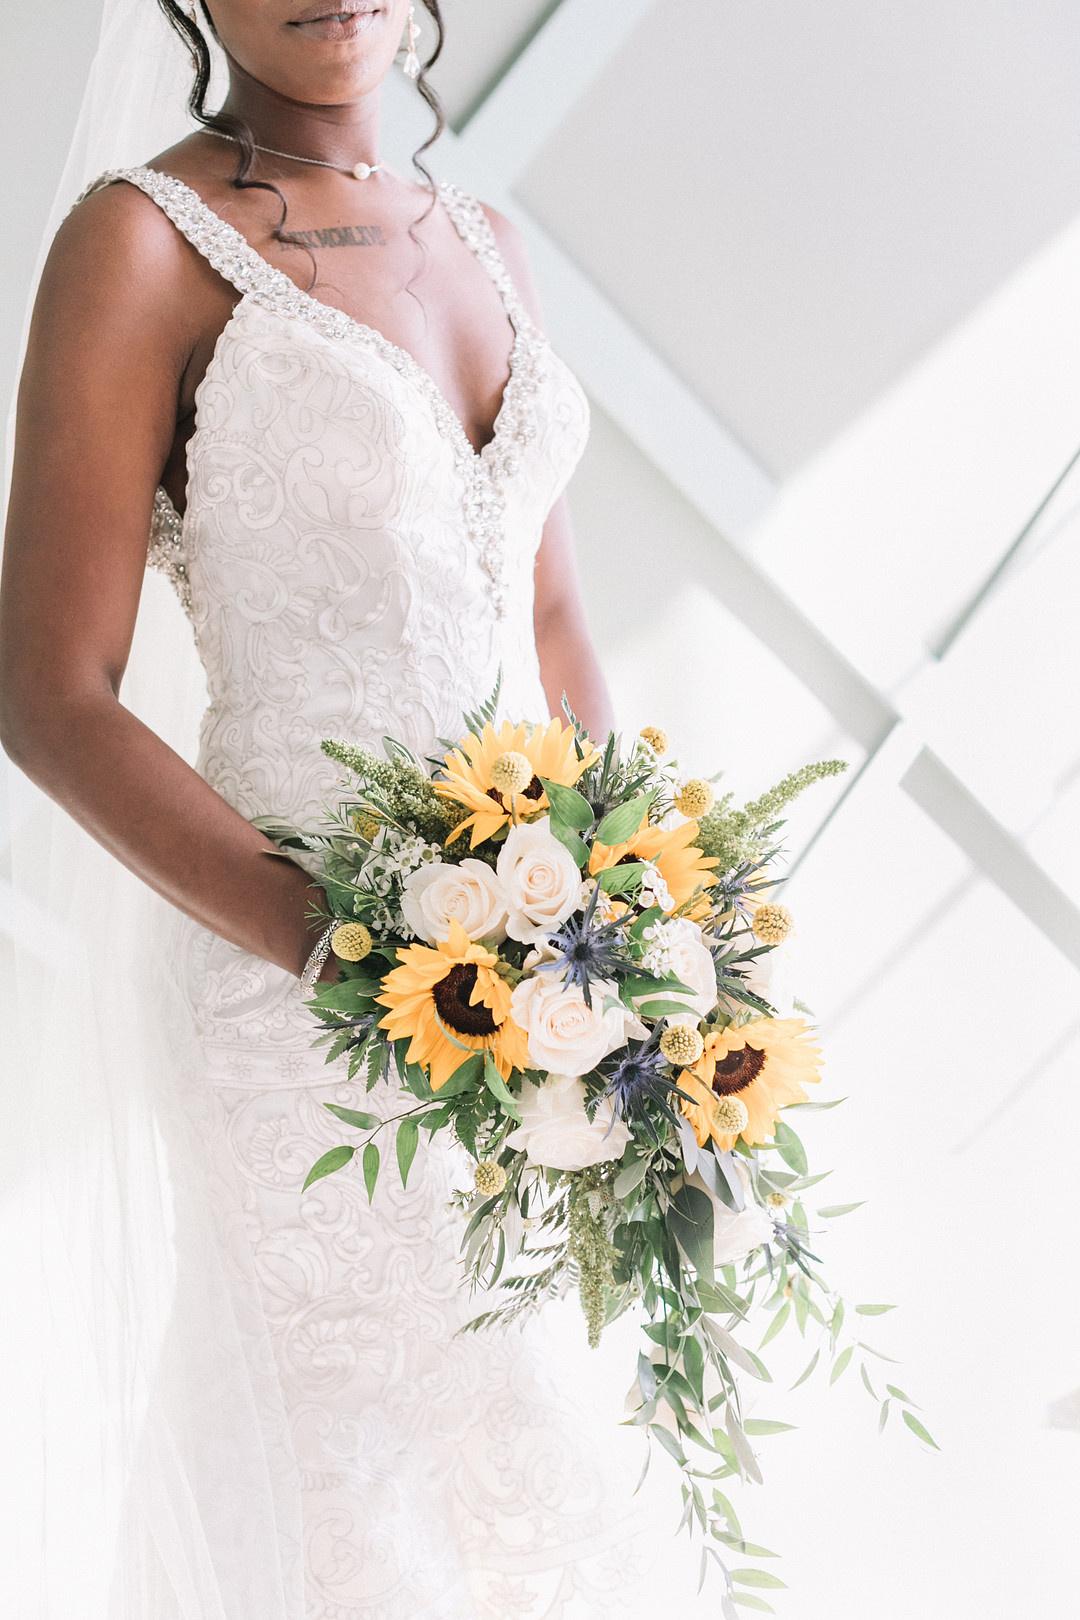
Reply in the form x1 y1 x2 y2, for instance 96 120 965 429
288 1 380 22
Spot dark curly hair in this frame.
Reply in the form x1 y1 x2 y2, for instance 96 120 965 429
155 0 446 295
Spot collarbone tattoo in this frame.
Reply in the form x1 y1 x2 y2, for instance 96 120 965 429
291 222 387 249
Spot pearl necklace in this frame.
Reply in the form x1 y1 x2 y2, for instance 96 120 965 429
206 127 383 181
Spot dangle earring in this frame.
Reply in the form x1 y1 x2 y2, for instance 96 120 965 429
401 2 421 80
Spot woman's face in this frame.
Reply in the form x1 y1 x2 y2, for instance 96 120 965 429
203 1 410 103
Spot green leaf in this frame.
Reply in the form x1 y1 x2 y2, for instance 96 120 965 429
668 1181 715 1285
855 1303 896 1316
648 1423 688 1467
614 1156 650 1199
323 1103 380 1132
546 817 590 867
717 1537 780 1559
598 861 647 894
878 1399 891 1433
702 1319 772 1381
539 778 594 830
790 1348 819 1389
362 1141 380 1203
396 1116 419 1187
596 789 655 845
731 1570 787 1590
758 1301 790 1349
743 1419 796 1436
437 1051 485 1096
902 1410 940 1449
830 1345 854 1385
482 1052 522 1121
732 1596 775 1614
885 1384 919 1406
682 1333 706 1403
773 1119 807 1175
819 1201 865 1218
307 977 383 1011
302 1143 355 1191
636 997 700 1018
636 1351 658 1403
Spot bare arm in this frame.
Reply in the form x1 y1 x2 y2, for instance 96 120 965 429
0 182 332 981
484 205 615 738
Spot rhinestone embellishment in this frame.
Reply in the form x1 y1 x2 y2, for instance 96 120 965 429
147 483 193 620
74 164 552 620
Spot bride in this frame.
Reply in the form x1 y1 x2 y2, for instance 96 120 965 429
0 3 717 1617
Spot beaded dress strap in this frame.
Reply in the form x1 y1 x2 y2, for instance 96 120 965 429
71 166 293 301
435 181 533 334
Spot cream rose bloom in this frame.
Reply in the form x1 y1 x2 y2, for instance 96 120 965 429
505 1073 629 1171
510 972 646 1077
400 857 509 944
495 816 583 944
687 1160 774 1264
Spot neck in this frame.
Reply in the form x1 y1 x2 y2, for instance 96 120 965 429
218 60 382 166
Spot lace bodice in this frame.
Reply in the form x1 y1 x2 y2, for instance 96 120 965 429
78 164 590 838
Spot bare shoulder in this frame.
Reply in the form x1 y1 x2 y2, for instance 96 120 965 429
39 172 201 347
475 197 546 327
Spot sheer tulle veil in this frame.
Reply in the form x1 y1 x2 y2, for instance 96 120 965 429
1 6 305 1614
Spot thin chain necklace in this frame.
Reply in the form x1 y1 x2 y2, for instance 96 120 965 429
206 127 384 181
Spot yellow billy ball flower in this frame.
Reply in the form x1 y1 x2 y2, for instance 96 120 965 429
639 725 669 756
474 1160 507 1197
675 777 714 818
351 809 381 842
711 1094 749 1135
331 922 373 962
751 902 793 946
659 1023 705 1067
765 1190 788 1211
489 750 534 796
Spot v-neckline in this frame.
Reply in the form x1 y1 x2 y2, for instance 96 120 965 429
135 164 530 468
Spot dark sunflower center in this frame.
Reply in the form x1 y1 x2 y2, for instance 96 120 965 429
711 1043 766 1096
486 775 543 808
432 962 497 1037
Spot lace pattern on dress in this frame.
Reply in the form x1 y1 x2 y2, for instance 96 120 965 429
75 164 555 619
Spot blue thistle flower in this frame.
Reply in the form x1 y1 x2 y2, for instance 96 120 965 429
533 880 631 1007
594 1025 690 1137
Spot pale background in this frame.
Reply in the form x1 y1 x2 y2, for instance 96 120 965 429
2 3 1079 1616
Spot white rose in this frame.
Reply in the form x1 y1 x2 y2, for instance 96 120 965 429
505 1073 629 1172
647 918 718 1018
496 816 583 944
400 857 509 944
510 972 646 1077
687 1160 774 1265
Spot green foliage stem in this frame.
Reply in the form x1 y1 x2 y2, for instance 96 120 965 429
697 758 849 873
321 738 457 842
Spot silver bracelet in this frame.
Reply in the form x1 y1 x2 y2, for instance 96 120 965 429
298 921 336 998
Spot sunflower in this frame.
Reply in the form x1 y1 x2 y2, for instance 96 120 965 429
678 1015 822 1149
589 815 718 909
434 717 598 849
375 918 529 1090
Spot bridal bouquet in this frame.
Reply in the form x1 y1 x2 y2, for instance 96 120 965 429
255 685 930 1606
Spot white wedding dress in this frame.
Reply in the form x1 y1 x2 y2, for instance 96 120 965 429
66 164 707 1619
